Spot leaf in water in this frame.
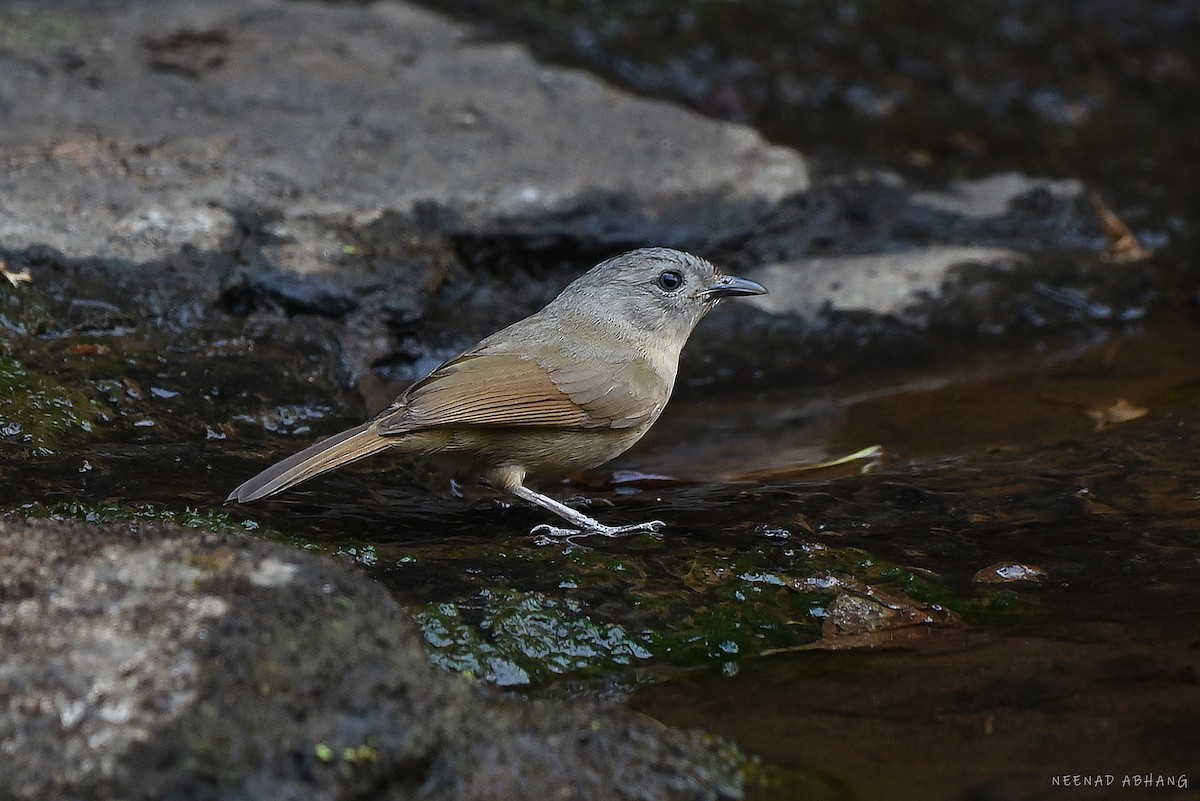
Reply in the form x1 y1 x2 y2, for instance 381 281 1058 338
733 445 883 482
66 343 112 358
1086 398 1148 431
820 587 959 639
680 562 734 592
1090 191 1153 263
1 258 32 286
972 561 1047 584
768 575 962 653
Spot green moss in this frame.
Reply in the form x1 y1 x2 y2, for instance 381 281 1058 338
957 590 1052 628
24 500 261 532
414 589 653 685
341 744 380 764
0 11 77 50
388 531 1045 684
741 754 862 801
0 357 101 454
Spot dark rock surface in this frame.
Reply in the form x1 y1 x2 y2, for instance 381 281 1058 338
0 517 749 800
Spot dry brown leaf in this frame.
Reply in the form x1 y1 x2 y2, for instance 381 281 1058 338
67 343 112 358
823 588 958 635
1086 398 1149 431
1 259 32 287
792 513 816 534
1090 191 1153 263
679 563 734 592
733 445 883 482
765 586 963 652
51 137 109 167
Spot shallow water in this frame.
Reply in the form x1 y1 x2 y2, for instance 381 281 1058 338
6 287 1199 797
635 322 1200 800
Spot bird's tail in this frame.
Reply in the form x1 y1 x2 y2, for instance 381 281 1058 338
227 422 391 503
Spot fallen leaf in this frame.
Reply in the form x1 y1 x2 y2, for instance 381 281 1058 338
67 343 112 358
680 563 734 592
1086 398 1148 430
823 588 958 636
1 259 32 287
1074 488 1121 516
51 137 109 167
792 513 816 534
733 445 883 482
776 576 962 651
1090 191 1153 263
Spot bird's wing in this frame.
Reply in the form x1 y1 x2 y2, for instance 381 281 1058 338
543 359 667 429
375 351 667 435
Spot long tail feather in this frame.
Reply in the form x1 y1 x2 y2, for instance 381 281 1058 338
227 423 391 503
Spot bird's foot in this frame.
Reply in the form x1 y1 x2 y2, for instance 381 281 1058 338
531 519 665 546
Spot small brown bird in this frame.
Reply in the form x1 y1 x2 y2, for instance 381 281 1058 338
227 247 766 538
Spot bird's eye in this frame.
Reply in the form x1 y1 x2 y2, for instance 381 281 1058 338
656 270 684 292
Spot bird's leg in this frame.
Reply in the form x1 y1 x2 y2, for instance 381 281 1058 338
509 484 664 540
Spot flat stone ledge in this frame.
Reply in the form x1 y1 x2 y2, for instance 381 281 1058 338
0 0 809 265
746 246 1026 323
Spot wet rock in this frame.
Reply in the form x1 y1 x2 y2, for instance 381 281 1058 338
745 245 1025 323
0 357 100 454
908 173 1084 221
0 0 821 394
221 269 360 318
0 0 806 269
0 0 1159 401
0 517 749 801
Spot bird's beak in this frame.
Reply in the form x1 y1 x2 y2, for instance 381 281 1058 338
700 274 768 300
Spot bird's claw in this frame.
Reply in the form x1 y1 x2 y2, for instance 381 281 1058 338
530 519 665 546
621 520 666 536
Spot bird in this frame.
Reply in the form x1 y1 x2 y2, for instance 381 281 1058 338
227 247 766 538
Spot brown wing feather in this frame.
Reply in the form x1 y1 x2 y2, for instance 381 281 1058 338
548 360 668 429
377 353 589 434
376 352 668 435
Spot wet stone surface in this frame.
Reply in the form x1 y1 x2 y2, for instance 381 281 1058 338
1 517 784 801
